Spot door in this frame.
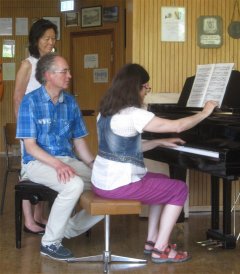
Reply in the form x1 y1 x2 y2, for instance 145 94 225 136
71 30 114 155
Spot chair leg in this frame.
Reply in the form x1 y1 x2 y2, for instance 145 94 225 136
68 215 147 265
15 191 22 249
0 170 9 215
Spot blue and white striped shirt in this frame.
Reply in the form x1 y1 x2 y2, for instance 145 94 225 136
16 86 88 164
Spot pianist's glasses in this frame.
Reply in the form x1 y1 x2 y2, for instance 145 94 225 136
142 84 152 93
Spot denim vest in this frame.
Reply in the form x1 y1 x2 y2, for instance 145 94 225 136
97 115 145 167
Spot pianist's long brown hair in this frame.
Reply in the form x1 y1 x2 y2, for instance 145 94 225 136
99 63 150 116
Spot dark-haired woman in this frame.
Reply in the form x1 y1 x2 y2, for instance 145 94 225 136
13 19 57 234
92 63 218 264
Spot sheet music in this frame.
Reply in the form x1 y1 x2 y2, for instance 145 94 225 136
203 63 234 105
186 63 234 107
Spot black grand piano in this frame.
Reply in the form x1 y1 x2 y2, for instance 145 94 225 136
143 70 240 249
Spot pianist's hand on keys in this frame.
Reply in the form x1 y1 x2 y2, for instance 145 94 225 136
156 138 186 148
202 101 219 116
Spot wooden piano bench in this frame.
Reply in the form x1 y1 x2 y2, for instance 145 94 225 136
68 190 147 272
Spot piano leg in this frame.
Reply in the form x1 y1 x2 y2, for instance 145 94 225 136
206 176 236 249
211 176 219 230
223 178 232 235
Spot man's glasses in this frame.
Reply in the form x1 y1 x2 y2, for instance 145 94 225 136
52 69 71 74
142 84 151 93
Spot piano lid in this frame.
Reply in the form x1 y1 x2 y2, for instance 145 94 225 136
178 70 240 109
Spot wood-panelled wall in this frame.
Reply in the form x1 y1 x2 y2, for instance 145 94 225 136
126 0 240 210
0 0 125 152
127 0 240 93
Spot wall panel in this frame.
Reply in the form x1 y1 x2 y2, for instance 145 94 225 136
129 0 240 92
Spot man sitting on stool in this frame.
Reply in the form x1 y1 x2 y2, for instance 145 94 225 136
16 52 103 261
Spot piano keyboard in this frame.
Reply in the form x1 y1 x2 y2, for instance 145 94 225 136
171 145 220 159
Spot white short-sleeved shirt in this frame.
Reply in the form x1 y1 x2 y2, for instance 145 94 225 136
91 107 155 190
25 56 41 94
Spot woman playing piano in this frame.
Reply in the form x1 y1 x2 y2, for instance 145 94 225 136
91 63 218 264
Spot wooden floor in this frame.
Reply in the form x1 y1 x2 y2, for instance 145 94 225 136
0 158 240 274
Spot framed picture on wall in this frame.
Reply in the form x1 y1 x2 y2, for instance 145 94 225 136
161 7 186 42
43 17 61 40
197 16 223 48
65 12 79 27
81 6 102 28
103 6 119 23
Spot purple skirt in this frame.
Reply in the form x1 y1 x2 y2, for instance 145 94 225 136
92 172 188 206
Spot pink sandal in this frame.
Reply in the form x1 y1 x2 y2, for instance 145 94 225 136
144 241 177 255
151 247 191 264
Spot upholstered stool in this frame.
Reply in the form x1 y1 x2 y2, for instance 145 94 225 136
68 191 147 272
15 180 58 248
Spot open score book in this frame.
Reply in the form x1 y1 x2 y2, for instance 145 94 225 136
186 63 234 107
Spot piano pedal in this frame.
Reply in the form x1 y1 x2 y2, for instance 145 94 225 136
236 232 240 242
196 239 213 245
201 240 219 247
207 242 223 251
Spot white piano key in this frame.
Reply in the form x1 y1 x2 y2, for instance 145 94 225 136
171 145 220 159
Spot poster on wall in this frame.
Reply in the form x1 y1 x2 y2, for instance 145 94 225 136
3 63 15 81
16 18 28 35
0 18 13 36
84 54 98 68
93 68 108 83
161 7 186 42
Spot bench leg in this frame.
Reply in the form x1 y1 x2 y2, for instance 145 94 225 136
15 191 22 249
0 170 9 215
68 215 147 266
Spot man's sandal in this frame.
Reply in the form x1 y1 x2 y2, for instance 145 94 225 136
151 247 191 264
144 241 177 255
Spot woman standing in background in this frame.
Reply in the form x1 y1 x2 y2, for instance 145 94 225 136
13 19 57 234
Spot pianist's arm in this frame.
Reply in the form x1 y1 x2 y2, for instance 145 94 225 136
141 138 185 152
143 100 218 134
